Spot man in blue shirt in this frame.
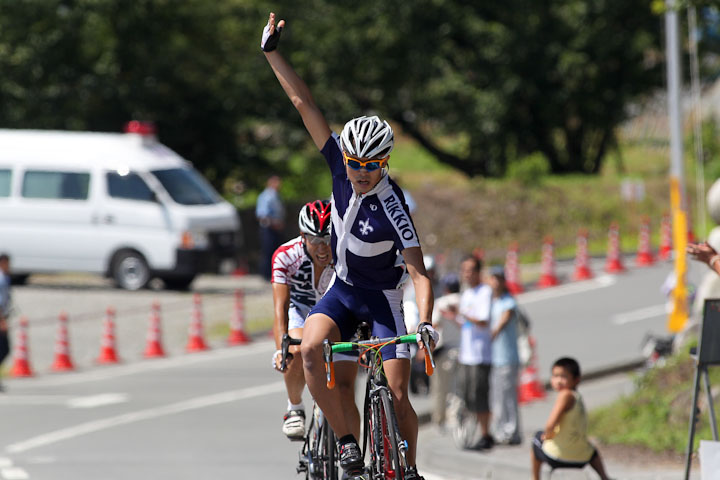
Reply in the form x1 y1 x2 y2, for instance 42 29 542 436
256 175 285 280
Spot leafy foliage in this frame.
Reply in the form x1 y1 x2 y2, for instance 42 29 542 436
589 347 720 454
0 0 673 193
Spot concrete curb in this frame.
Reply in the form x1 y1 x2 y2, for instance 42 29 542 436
415 358 645 428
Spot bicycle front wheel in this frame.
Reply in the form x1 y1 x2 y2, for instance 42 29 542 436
320 417 338 480
370 389 404 480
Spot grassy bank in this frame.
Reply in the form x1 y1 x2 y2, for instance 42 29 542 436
241 125 715 270
589 345 720 454
393 137 697 268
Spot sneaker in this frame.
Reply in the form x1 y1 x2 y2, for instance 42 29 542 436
404 465 425 480
477 434 495 450
338 440 364 473
282 410 306 440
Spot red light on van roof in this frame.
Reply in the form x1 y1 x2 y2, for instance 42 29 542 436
124 121 156 136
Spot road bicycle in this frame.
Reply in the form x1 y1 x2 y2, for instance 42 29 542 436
280 334 339 480
322 326 435 480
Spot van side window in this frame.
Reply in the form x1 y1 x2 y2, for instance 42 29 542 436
0 169 10 197
107 172 155 202
22 171 90 200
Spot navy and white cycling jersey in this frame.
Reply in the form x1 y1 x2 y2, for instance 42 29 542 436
271 236 334 329
321 133 420 290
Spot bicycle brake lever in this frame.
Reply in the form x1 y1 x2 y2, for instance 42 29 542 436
420 330 436 371
280 333 290 372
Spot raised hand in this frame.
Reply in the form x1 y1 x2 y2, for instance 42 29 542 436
261 12 285 52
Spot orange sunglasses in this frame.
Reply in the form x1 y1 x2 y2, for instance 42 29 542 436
342 151 389 171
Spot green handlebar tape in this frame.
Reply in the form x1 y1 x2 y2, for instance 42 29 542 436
329 334 417 354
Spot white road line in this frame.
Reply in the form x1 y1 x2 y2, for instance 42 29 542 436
5 381 284 454
0 396 70 406
66 393 128 409
1 467 29 480
612 304 667 325
518 275 617 304
5 341 273 388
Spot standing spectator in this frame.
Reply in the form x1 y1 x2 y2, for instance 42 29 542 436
430 272 462 430
0 253 12 391
445 255 494 449
488 267 522 445
256 175 285 280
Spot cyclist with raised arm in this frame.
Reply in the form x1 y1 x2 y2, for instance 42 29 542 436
271 200 338 439
262 13 438 480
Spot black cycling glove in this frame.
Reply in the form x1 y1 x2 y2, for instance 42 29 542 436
261 21 283 52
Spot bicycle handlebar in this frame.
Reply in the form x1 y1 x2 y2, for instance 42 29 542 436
323 333 435 389
280 333 301 372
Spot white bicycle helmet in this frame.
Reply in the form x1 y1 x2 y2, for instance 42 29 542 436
340 116 394 159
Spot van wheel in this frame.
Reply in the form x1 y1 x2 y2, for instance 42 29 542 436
10 274 29 285
112 251 150 291
162 275 196 291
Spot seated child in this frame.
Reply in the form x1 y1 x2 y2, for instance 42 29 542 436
531 357 611 480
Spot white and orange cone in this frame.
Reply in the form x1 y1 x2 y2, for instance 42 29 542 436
504 243 524 294
97 307 120 364
144 301 166 358
186 293 209 352
228 289 251 345
604 223 626 274
572 229 594 281
51 312 75 372
635 217 656 267
537 237 560 288
10 316 34 377
658 213 672 261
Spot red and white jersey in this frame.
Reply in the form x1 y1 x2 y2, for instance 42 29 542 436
271 236 334 320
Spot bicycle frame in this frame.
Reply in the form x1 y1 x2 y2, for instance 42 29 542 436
323 332 435 480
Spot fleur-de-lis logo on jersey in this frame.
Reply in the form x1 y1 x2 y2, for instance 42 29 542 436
359 218 374 236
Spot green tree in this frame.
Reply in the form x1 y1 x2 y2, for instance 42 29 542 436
0 0 327 193
273 0 663 176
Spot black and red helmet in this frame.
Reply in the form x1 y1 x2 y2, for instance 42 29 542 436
298 200 332 236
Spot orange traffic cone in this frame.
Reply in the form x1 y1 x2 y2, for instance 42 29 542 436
504 243 524 294
51 312 75 372
537 237 560 288
10 316 34 377
572 229 593 281
144 301 166 358
518 336 546 404
97 307 120 364
658 214 672 261
604 223 626 273
186 293 209 352
228 289 251 345
635 217 656 266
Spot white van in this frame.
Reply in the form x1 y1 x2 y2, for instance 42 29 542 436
0 122 241 290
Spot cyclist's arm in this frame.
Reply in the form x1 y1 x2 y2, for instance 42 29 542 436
402 246 434 331
271 282 291 349
263 33 332 150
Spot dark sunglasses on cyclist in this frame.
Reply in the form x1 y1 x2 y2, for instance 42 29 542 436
342 151 388 172
307 234 331 246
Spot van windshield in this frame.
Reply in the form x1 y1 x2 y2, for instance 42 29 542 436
150 168 220 205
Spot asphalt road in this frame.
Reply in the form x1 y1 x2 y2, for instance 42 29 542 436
0 258 706 480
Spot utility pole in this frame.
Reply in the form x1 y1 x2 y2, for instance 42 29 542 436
666 0 689 334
